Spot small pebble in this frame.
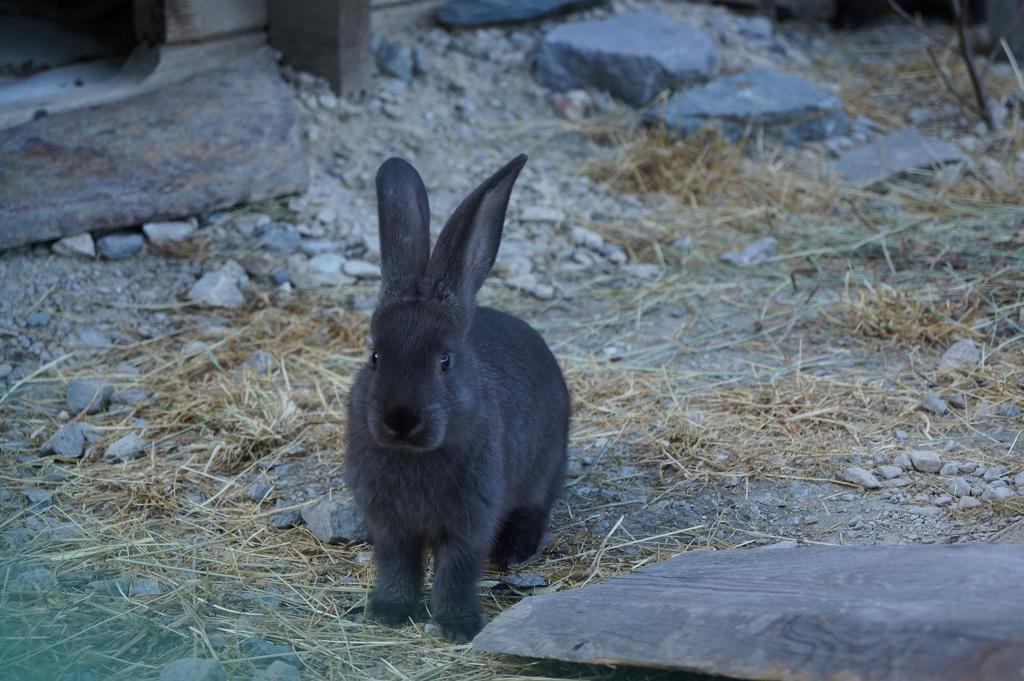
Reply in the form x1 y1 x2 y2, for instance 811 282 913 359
918 393 947 416
877 465 902 480
25 311 50 327
909 450 942 474
958 497 982 509
255 661 301 681
159 658 225 681
983 465 1007 482
939 462 960 476
841 466 881 489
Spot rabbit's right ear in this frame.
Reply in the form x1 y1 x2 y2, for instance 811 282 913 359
376 157 431 302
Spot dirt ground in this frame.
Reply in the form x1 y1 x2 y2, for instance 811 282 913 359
1 2 1023 680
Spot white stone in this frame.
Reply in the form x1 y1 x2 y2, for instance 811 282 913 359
909 450 942 473
52 233 96 258
143 220 197 245
188 272 244 308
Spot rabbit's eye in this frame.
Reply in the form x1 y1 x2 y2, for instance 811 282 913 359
369 351 379 369
440 352 451 372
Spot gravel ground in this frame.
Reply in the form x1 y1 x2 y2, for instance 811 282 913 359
1 2 1023 679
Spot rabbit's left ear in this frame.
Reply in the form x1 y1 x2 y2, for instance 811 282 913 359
426 154 527 307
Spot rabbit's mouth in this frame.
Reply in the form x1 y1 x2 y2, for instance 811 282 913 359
368 406 446 451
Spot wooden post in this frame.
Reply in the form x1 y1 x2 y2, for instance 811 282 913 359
268 0 371 98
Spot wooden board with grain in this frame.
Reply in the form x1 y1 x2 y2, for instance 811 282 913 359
474 544 1024 681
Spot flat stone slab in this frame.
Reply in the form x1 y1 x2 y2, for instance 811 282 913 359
650 68 847 144
535 11 716 107
474 544 1024 681
0 51 307 251
437 0 603 26
836 127 964 187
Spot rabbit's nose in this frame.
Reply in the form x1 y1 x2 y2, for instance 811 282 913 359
383 406 422 439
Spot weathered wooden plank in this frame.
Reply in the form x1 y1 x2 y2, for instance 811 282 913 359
268 0 371 97
371 0 447 32
0 51 307 251
474 544 1024 681
163 0 268 43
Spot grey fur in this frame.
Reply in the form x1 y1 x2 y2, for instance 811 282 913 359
345 155 571 643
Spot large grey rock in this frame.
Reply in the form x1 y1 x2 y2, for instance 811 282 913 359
0 52 307 251
67 379 113 414
301 495 367 543
535 12 717 107
437 0 603 26
159 658 225 681
836 128 964 187
96 231 145 260
651 68 847 144
188 272 244 308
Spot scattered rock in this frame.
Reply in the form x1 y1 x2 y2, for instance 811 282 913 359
720 237 778 266
999 403 1021 418
981 483 1012 501
958 497 982 509
23 488 54 506
159 658 225 681
904 505 941 517
247 481 272 502
143 220 197 245
104 432 148 462
521 206 565 224
939 462 960 476
836 128 965 188
41 422 89 459
288 254 354 289
651 69 847 144
535 12 717 107
983 465 1007 482
129 577 163 597
437 0 602 26
374 38 414 82
270 499 302 529
946 477 972 497
52 233 96 258
342 259 381 279
0 363 12 380
918 393 948 416
301 495 367 543
938 339 981 372
240 636 300 668
909 450 942 473
4 564 58 595
67 379 114 414
255 661 301 681
259 224 301 254
25 311 50 327
893 452 912 469
1015 471 1024 488
96 231 145 260
841 466 881 489
189 272 245 308
500 572 548 589
877 465 903 480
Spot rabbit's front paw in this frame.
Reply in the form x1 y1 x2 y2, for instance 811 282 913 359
436 611 485 643
367 594 418 627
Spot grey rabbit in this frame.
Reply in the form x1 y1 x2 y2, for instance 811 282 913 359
344 154 570 643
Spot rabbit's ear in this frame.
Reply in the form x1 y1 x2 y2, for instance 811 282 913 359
376 157 431 302
427 154 527 306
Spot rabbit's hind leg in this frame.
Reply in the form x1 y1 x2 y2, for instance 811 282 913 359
490 507 550 569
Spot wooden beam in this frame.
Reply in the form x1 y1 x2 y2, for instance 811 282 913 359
268 0 371 97
475 544 1024 681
